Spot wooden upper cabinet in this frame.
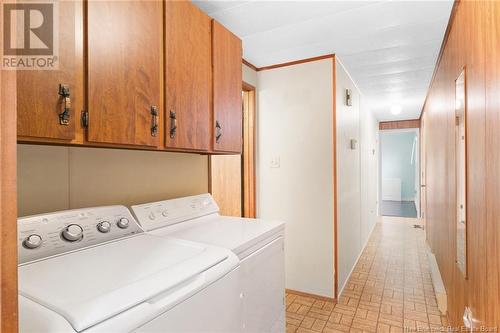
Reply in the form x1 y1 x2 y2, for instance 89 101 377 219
87 1 162 147
165 1 211 151
17 1 80 141
212 21 243 153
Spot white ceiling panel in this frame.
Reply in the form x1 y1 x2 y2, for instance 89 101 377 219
194 0 454 121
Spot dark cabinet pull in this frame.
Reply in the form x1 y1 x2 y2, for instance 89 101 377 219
58 84 71 125
215 120 223 143
169 111 177 138
150 106 158 137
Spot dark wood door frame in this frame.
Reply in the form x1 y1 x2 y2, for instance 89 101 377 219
1 68 19 331
242 81 256 218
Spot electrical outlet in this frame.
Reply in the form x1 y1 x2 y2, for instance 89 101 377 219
350 139 358 150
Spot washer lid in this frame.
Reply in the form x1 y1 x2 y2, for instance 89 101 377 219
152 216 285 257
19 234 233 332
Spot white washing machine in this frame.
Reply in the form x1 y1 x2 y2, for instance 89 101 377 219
18 205 242 333
131 194 285 333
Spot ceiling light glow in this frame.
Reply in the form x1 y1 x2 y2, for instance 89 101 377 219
391 105 402 115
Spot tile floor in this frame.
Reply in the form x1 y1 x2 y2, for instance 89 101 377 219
285 219 449 333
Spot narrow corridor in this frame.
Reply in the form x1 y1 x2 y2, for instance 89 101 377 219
286 219 448 333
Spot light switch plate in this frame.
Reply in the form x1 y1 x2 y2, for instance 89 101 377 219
270 156 280 168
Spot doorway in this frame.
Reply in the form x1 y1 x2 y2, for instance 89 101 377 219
209 82 256 217
379 128 420 218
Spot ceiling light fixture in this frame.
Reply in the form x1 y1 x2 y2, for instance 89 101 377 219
391 105 402 115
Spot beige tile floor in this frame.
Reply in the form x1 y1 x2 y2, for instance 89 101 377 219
286 219 449 333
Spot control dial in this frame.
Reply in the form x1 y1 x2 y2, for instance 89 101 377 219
97 221 111 233
23 234 43 249
117 217 129 229
61 224 84 242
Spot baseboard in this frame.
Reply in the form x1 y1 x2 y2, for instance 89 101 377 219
381 216 422 223
426 245 447 315
338 220 378 297
285 289 336 302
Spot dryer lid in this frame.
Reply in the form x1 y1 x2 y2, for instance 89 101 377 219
153 215 285 257
19 234 233 332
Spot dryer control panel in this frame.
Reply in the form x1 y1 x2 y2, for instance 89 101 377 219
18 206 143 264
132 193 219 231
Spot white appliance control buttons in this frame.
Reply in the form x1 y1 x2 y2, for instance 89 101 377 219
61 224 84 242
97 221 111 233
161 210 169 217
23 234 43 249
18 206 144 264
117 217 130 229
148 212 156 220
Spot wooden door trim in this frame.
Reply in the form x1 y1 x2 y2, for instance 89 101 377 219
332 56 338 299
255 54 335 72
1 68 19 332
242 81 255 92
242 59 258 72
242 81 256 218
379 119 421 130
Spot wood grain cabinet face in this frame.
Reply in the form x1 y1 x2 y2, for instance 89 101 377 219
17 1 79 141
87 1 162 147
212 21 243 153
165 1 211 151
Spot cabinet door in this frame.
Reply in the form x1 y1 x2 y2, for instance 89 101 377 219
165 1 211 151
212 21 243 153
17 1 80 141
87 1 162 147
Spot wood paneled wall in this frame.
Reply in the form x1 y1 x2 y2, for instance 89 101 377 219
379 119 420 130
1 69 19 331
421 0 499 328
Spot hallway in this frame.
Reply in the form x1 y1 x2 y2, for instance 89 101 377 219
286 219 447 333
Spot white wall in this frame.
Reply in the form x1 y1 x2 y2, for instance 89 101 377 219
257 59 335 297
335 59 361 294
336 58 379 294
359 99 379 246
380 130 418 202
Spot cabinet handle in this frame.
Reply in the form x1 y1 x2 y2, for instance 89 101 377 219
169 111 177 139
215 120 223 143
58 84 71 125
150 106 158 137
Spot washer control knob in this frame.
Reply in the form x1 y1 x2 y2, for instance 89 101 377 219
161 210 168 217
62 224 84 242
117 217 129 229
148 212 156 220
97 221 111 233
23 234 43 249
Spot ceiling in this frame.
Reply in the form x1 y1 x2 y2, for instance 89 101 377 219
194 0 454 121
